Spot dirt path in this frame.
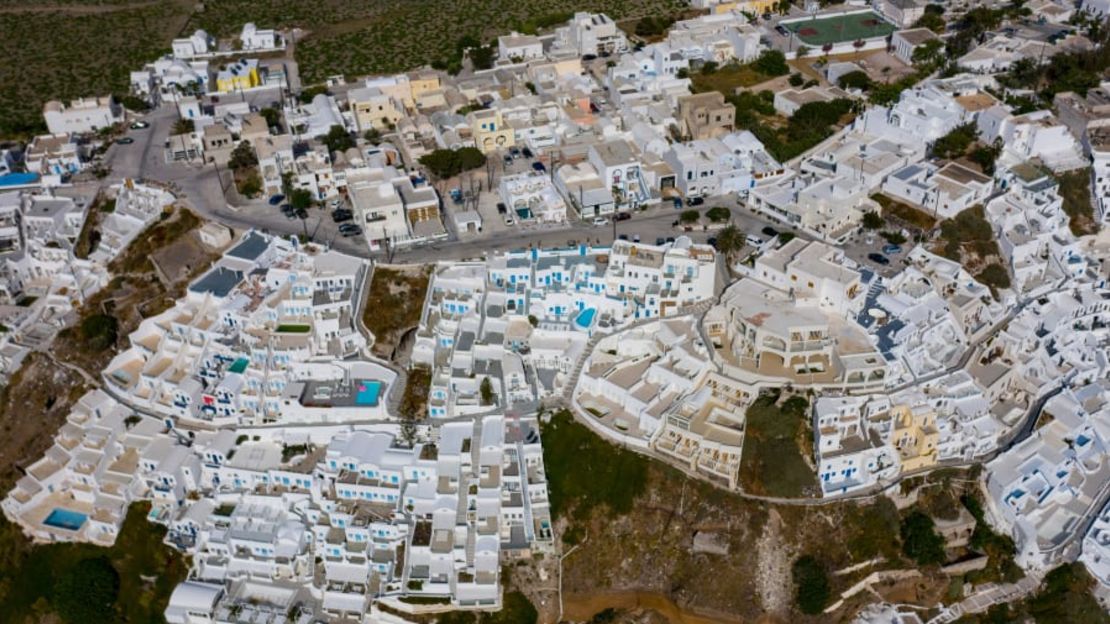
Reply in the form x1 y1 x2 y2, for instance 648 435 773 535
754 508 792 617
562 591 746 624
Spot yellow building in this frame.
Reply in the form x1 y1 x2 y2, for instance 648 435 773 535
714 0 778 16
408 71 441 101
467 109 514 154
349 87 405 132
891 405 939 473
216 59 261 93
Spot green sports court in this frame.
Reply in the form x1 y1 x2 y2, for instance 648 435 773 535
783 12 898 46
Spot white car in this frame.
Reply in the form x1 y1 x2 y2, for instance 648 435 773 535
503 214 515 226
592 217 607 226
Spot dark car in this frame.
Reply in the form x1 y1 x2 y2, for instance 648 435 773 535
269 194 286 206
707 237 718 249
295 207 309 219
868 253 890 265
618 234 628 241
882 244 903 255
761 226 779 238
509 147 521 158
503 155 513 166
531 161 546 173
615 212 631 221
686 196 704 206
116 137 134 145
281 204 296 219
665 237 675 244
332 209 353 223
582 54 597 61
496 203 507 215
340 226 363 237
655 237 666 245
672 197 683 210
521 147 534 159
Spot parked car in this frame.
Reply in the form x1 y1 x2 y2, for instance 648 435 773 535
521 147 534 159
129 121 150 130
268 194 285 206
686 196 705 206
503 214 515 226
632 234 641 243
618 234 628 241
707 236 718 249
746 235 764 247
655 237 666 245
295 207 308 219
503 155 513 166
672 197 683 210
281 204 295 219
331 209 353 222
509 147 521 158
665 237 675 244
592 216 607 227
496 202 507 215
531 161 546 173
761 226 779 238
882 244 903 255
614 212 631 221
116 137 134 145
339 225 363 237
868 252 890 265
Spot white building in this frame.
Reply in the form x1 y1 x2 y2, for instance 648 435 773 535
43 97 122 135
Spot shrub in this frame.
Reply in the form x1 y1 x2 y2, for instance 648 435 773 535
706 206 731 222
418 147 486 179
838 70 872 91
792 555 829 614
53 557 120 624
900 511 946 566
80 313 118 351
754 50 789 76
680 209 700 224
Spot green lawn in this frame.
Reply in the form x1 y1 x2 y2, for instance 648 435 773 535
739 393 818 498
275 323 311 333
0 502 187 623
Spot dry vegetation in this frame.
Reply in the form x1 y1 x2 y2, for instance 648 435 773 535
363 265 430 358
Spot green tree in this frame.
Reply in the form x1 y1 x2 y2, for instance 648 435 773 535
228 141 258 171
53 557 120 624
289 188 314 211
900 511 946 566
364 128 382 145
479 377 495 406
912 39 946 69
838 70 873 91
679 209 700 224
172 118 195 135
320 124 354 154
259 107 281 129
754 50 789 76
237 172 262 198
418 147 487 179
80 313 118 351
792 555 830 614
931 123 978 159
716 224 745 264
706 206 731 222
913 11 946 33
789 72 805 87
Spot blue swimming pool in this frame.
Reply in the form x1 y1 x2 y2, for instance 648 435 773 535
0 173 39 187
43 508 87 531
355 380 382 406
575 307 597 329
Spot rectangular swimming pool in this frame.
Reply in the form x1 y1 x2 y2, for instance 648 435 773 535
355 380 382 406
43 508 87 531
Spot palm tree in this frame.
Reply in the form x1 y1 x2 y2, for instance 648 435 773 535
716 224 745 267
